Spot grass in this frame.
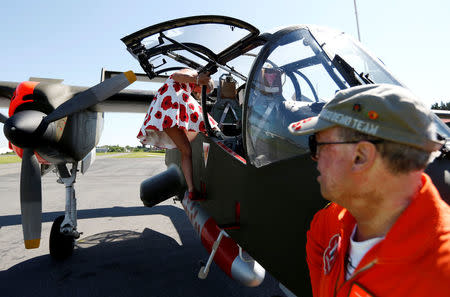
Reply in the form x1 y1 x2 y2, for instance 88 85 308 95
112 152 165 158
0 154 21 164
0 151 165 164
96 152 111 156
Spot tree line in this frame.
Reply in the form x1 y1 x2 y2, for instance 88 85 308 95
431 101 450 110
97 145 165 153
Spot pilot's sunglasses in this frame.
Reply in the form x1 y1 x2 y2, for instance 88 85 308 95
308 134 383 159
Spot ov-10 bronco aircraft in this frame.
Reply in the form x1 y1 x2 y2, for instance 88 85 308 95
1 15 449 297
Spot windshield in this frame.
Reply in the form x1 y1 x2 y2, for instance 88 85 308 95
245 27 349 167
244 26 434 168
434 114 450 146
309 26 404 86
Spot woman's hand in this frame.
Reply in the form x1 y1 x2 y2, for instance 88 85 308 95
196 72 211 86
172 68 208 84
172 68 214 94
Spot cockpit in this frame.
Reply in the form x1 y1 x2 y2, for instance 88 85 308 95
245 26 450 167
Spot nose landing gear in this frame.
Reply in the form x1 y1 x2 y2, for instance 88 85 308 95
49 215 75 260
49 162 80 260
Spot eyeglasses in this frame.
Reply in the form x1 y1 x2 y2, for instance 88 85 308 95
308 134 383 160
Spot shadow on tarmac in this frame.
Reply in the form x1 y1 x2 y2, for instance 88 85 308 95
0 205 284 297
0 205 183 228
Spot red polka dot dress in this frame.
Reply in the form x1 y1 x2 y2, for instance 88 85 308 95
137 76 219 148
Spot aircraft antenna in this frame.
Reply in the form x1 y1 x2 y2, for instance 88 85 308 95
353 0 362 42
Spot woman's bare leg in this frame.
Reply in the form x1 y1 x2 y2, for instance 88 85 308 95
164 127 195 192
185 131 198 143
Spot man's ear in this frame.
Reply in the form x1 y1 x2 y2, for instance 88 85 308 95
352 141 378 172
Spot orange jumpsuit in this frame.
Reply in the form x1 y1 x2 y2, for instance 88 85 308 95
306 174 450 297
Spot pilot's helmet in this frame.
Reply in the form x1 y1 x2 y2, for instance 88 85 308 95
257 66 283 95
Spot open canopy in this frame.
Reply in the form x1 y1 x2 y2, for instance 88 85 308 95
121 15 262 79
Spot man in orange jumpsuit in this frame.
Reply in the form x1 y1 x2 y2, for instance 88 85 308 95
288 84 450 297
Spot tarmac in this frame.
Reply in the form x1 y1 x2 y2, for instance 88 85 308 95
0 154 285 297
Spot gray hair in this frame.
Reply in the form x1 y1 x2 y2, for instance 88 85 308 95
337 127 432 174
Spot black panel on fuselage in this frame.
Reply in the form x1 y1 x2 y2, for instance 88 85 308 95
58 111 103 161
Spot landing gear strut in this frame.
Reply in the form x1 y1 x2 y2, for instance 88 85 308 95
49 162 80 260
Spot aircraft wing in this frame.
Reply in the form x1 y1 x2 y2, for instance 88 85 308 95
0 80 154 113
91 89 155 113
2 79 449 116
433 109 450 122
0 81 19 108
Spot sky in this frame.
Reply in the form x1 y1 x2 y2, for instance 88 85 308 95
1 0 449 148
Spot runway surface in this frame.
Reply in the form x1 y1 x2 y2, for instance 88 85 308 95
0 154 285 297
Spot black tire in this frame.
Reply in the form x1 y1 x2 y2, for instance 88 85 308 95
49 215 75 260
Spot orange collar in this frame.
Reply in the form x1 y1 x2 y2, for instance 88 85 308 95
339 174 448 265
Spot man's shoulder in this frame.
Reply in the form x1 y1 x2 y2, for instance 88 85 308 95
433 232 450 273
413 227 450 280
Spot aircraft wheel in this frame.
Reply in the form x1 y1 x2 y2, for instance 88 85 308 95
49 215 75 260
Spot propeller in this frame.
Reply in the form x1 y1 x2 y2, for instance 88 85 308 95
0 112 7 124
45 71 136 123
2 71 137 248
20 148 42 248
34 70 137 139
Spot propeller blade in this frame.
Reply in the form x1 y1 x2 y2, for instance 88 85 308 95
0 112 7 124
44 71 136 123
20 148 42 249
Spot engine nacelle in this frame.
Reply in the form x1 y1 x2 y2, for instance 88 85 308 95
140 164 185 207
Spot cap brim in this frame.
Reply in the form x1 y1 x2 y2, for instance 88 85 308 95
288 116 336 136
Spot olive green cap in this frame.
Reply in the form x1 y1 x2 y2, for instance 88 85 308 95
288 84 444 152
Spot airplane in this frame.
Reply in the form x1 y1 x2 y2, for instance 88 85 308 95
0 15 449 297
123 15 450 297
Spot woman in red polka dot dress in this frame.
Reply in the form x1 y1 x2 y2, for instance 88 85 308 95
137 68 218 199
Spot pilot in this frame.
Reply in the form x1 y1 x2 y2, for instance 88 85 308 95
137 68 218 200
248 66 286 165
288 84 450 296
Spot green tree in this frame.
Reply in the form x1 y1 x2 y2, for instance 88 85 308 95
131 145 147 152
431 101 450 110
107 145 125 152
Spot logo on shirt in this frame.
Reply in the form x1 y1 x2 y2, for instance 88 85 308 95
323 233 341 275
